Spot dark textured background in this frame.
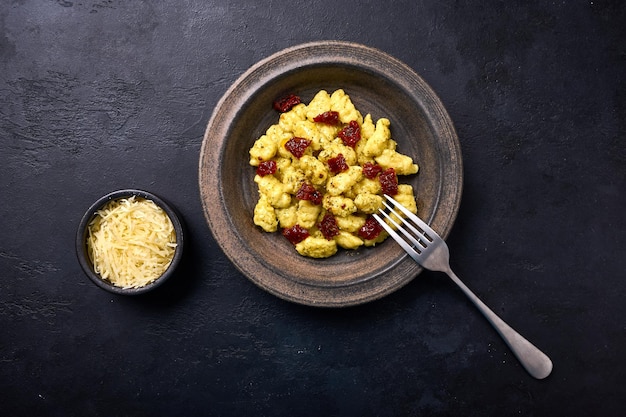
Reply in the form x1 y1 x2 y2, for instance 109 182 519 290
1 1 624 416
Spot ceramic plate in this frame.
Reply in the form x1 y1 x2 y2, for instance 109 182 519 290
199 41 462 307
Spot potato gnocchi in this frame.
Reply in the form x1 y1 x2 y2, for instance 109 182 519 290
249 89 418 258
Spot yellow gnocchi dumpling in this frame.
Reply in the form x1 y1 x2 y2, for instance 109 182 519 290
295 236 338 258
323 195 357 217
277 164 305 194
394 184 418 214
334 230 363 250
317 139 358 166
275 204 297 229
253 195 278 232
254 174 291 208
278 103 307 132
361 118 391 158
330 89 363 124
375 149 419 175
335 214 367 233
326 166 362 196
249 134 278 166
296 200 322 229
305 90 333 121
299 155 329 186
360 114 376 139
354 193 383 214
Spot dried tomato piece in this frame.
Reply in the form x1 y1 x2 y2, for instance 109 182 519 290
313 111 340 125
282 225 310 245
362 162 382 179
273 94 301 113
338 120 361 148
284 137 311 158
379 167 398 195
256 160 277 177
296 182 322 205
358 215 384 240
327 153 349 174
318 213 340 240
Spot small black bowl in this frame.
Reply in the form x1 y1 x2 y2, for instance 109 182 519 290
76 189 184 295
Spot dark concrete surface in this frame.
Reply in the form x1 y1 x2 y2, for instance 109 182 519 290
1 1 624 416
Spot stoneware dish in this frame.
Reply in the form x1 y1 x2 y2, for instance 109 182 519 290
76 189 184 295
199 41 462 307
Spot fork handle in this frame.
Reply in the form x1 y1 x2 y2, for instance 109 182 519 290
444 268 553 379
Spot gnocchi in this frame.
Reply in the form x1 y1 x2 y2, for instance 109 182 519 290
249 89 419 259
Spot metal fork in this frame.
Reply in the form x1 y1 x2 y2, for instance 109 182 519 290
374 195 553 379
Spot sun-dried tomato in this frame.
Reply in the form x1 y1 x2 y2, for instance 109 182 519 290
318 213 340 240
362 162 382 179
358 215 384 240
313 111 340 125
273 94 301 113
338 120 361 148
284 137 311 158
327 153 349 174
379 167 398 195
256 160 277 177
282 225 310 244
295 182 322 205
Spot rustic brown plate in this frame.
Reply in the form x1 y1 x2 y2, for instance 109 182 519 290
199 41 462 307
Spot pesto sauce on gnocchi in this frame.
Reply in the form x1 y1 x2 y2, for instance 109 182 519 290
249 89 419 259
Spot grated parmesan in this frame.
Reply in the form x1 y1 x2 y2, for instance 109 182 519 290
86 196 177 289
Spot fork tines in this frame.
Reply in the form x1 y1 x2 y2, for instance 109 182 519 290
373 195 434 255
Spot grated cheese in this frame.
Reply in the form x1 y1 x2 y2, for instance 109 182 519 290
86 196 177 289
